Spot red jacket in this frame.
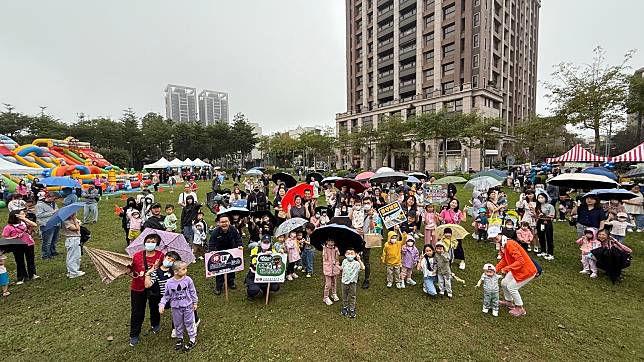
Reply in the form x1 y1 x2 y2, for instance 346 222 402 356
130 250 164 292
496 239 537 282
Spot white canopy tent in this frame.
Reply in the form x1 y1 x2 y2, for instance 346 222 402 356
143 157 170 169
168 158 184 168
0 157 44 175
182 158 194 167
192 158 210 168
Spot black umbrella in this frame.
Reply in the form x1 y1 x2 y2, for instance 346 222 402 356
310 224 364 254
305 172 324 183
272 172 297 188
329 216 352 227
250 209 278 225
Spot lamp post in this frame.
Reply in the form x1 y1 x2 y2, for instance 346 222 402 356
126 141 133 169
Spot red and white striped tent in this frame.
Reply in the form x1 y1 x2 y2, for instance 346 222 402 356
612 142 644 162
546 144 607 163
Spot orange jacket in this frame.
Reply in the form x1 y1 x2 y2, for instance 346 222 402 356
496 238 537 282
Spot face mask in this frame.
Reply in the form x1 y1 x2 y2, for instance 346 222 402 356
315 213 320 218
346 255 355 262
260 242 270 251
144 243 156 251
390 238 397 244
162 260 174 268
406 241 414 247
363 204 372 210
353 205 360 210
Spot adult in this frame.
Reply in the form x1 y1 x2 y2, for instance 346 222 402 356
310 177 320 198
273 187 287 221
371 187 386 209
30 178 44 198
35 192 59 259
572 195 607 237
142 203 165 231
82 184 100 224
180 195 200 244
303 188 317 216
485 190 505 219
439 199 466 270
488 226 538 317
177 184 198 208
247 184 268 212
139 189 155 221
230 184 243 201
288 195 309 219
2 209 39 283
62 188 78 206
211 173 222 192
447 183 457 199
623 184 644 232
119 197 141 245
246 235 280 301
361 199 382 289
535 192 555 260
591 229 633 283
208 215 243 295
545 182 560 217
151 173 160 192
127 233 164 347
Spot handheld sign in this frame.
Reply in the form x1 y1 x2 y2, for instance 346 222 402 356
424 185 448 205
204 248 245 278
377 201 407 229
254 253 287 283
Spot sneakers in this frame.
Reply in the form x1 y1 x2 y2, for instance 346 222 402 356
129 336 140 347
459 261 466 270
422 286 427 293
286 275 293 281
323 297 333 305
579 269 590 274
536 252 546 257
213 289 222 295
171 329 177 338
151 325 161 334
482 307 489 313
183 340 196 351
396 282 404 289
527 246 532 251
362 280 370 289
331 294 340 302
386 282 393 288
439 291 445 296
198 256 204 260
590 272 598 278
292 273 299 279
175 338 183 350
341 307 348 316
348 309 356 319
69 271 86 279
533 248 540 254
306 273 311 278
544 255 555 260
509 306 527 317
31 275 40 280
499 300 515 309
447 293 453 298
406 278 417 286
492 309 499 317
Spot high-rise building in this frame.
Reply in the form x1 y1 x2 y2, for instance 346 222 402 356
198 90 229 125
335 0 540 171
164 84 198 123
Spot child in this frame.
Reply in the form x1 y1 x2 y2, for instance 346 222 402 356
417 244 437 296
127 210 142 241
476 263 500 316
400 235 419 287
502 219 518 241
437 228 457 263
302 223 316 277
0 254 9 297
285 231 301 280
434 241 452 297
192 222 207 262
164 205 177 232
516 221 534 251
322 239 340 305
339 248 364 318
319 209 330 226
295 230 305 271
474 208 488 241
423 204 438 246
274 234 286 254
605 212 635 243
400 213 417 238
61 212 85 278
350 198 365 231
381 231 404 289
159 261 198 351
575 228 600 278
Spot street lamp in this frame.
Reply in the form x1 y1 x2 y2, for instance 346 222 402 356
126 141 133 169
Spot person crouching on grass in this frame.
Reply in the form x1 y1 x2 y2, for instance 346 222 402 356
339 248 364 319
159 261 199 351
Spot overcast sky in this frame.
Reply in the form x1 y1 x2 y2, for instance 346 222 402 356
0 0 642 134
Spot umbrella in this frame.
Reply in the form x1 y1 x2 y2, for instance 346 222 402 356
355 171 376 181
624 167 644 178
310 223 364 254
408 172 427 179
472 171 506 181
329 216 352 227
274 217 308 237
217 206 250 219
231 199 248 208
547 173 618 190
251 166 266 172
582 167 618 181
43 202 85 231
434 176 468 185
464 176 502 190
246 169 263 176
435 224 469 240
375 167 395 174
305 172 324 183
370 171 408 184
335 178 366 193
281 183 314 209
126 228 195 264
84 247 133 284
250 209 278 224
315 205 331 215
346 172 357 179
582 189 638 201
39 176 81 188
407 176 421 184
272 172 297 188
321 176 342 184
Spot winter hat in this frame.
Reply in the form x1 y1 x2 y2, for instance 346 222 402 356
483 263 495 271
487 226 502 238
406 234 415 242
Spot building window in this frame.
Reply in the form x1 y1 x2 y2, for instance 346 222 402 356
442 42 455 56
425 50 435 62
356 76 363 85
357 63 363 72
455 99 463 111
425 13 434 27
442 62 454 76
473 34 480 48
442 23 455 38
421 103 436 112
356 20 362 29
444 100 455 111
356 90 363 98
474 0 480 6
442 81 454 94
472 75 479 88
424 32 434 44
473 13 480 27
473 54 479 68
423 87 435 97
424 68 434 79
443 4 456 18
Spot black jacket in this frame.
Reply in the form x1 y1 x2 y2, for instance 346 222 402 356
208 226 242 251
142 215 165 231
181 203 201 228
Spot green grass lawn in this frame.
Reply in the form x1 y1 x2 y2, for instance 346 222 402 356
1 181 642 361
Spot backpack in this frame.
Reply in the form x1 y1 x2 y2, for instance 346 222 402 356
80 226 91 245
530 255 543 277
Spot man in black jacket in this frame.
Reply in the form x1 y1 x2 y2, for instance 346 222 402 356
208 214 243 294
142 203 165 231
247 184 268 212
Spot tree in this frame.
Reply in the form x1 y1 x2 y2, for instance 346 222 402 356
257 135 271 165
270 133 299 168
626 69 644 143
513 115 579 162
412 111 467 174
140 112 174 161
229 114 258 167
544 46 634 148
461 113 503 170
376 115 412 167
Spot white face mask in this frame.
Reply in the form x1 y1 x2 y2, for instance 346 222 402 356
363 204 372 210
144 243 156 251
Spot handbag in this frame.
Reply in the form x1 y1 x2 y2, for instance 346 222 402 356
364 233 383 248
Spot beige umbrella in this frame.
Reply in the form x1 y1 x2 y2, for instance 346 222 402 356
435 224 469 240
84 247 133 284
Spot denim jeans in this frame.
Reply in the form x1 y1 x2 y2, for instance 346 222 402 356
302 248 314 274
83 203 98 223
633 214 644 230
65 236 82 276
423 276 437 296
40 226 59 258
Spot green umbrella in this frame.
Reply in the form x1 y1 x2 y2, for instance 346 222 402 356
434 176 468 185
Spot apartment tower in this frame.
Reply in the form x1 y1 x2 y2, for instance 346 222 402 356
164 84 198 123
198 90 230 125
335 0 540 171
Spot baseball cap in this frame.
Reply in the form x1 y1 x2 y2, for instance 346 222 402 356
487 226 502 238
151 202 161 209
483 263 495 271
261 234 272 242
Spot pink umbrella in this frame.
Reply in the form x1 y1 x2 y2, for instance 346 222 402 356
355 171 375 181
126 228 195 264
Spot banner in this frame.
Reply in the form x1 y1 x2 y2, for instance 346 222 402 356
204 248 244 278
254 253 287 283
424 185 448 205
377 201 407 229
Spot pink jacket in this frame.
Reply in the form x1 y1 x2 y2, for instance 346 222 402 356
322 245 340 276
439 209 464 224
2 222 35 246
516 228 533 243
576 237 599 254
285 238 301 262
424 212 437 230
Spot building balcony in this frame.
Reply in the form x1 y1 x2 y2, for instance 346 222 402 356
400 31 417 45
400 0 416 11
378 88 394 99
399 47 417 61
378 40 394 53
378 56 394 69
400 15 416 29
378 7 393 20
378 0 393 8
399 82 417 94
399 65 416 78
378 71 394 83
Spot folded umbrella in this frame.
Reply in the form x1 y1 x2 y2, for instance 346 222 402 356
305 172 324 183
274 217 308 237
84 247 133 284
126 228 195 264
272 172 297 188
335 178 366 193
39 176 81 188
310 223 364 254
547 173 618 190
281 183 314 209
435 224 469 240
43 202 85 231
434 176 468 185
583 189 638 201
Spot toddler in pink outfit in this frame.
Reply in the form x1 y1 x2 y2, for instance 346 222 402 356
576 228 600 278
423 204 438 246
322 239 340 305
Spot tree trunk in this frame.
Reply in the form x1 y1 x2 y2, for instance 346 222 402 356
594 120 601 154
638 113 642 144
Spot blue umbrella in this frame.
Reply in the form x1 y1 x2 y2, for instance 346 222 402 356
582 189 637 201
407 175 421 184
582 167 617 181
43 202 85 231
40 176 81 188
231 199 248 208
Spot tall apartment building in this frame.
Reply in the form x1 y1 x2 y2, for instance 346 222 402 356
165 84 198 123
336 0 540 172
198 90 230 125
